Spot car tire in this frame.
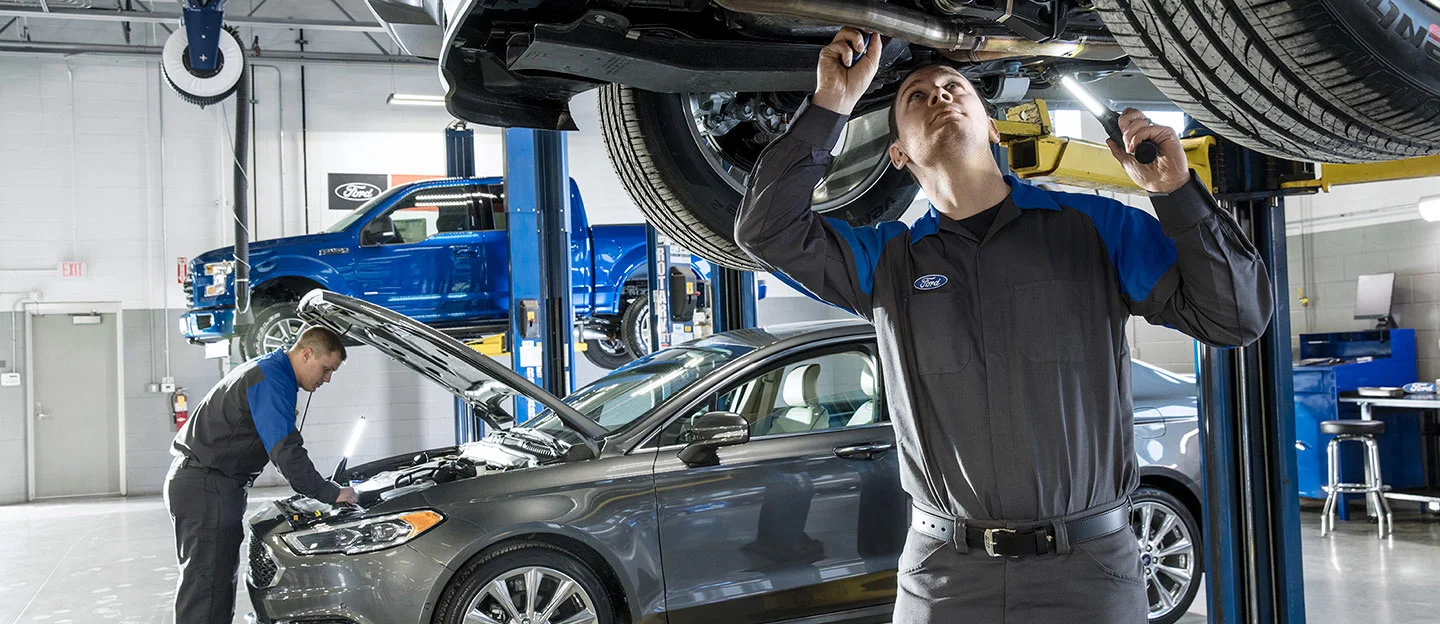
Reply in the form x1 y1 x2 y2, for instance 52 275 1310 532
583 321 634 370
620 297 651 358
160 26 246 107
1132 486 1204 624
433 541 616 624
599 85 919 270
1090 0 1440 163
240 302 305 360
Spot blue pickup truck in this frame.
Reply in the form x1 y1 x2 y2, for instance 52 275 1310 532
180 176 694 368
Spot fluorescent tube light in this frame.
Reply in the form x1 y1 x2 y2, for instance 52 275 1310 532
1419 195 1440 222
387 93 446 107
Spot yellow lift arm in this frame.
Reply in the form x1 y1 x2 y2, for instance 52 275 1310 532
995 99 1438 195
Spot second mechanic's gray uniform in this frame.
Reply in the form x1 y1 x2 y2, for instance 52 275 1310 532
165 349 342 624
736 103 1272 622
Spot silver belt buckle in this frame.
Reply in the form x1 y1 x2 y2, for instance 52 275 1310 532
983 528 1015 558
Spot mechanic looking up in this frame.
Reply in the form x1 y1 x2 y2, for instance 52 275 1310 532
165 326 358 624
735 28 1272 622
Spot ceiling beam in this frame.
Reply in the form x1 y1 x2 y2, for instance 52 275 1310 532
0 40 431 66
0 6 387 33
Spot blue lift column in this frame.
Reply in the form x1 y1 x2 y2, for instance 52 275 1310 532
1198 141 1306 623
504 129 575 420
447 122 484 444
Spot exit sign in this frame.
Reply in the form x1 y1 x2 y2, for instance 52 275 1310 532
59 261 86 278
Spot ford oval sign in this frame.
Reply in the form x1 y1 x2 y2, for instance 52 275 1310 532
914 274 948 291
335 182 381 201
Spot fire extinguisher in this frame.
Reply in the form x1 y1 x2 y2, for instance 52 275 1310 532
172 390 189 431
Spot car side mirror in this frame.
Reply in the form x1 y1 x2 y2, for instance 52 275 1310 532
678 411 750 467
360 221 398 246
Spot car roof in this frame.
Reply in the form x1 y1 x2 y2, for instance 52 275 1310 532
672 318 873 359
704 317 1174 374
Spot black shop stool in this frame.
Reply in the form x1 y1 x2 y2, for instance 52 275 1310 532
1319 419 1393 538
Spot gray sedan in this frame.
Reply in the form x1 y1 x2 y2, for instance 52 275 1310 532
245 291 1202 624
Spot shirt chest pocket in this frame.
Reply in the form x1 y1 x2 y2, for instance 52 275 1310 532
1012 279 1088 363
905 290 972 375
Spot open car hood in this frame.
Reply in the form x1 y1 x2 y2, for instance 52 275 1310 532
296 290 608 441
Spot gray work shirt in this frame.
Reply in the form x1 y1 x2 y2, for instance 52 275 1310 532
735 104 1272 522
172 349 341 504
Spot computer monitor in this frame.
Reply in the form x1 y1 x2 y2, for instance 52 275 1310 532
1355 273 1396 327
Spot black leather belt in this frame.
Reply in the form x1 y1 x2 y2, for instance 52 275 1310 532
912 500 1130 558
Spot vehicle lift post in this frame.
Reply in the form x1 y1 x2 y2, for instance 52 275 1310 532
1196 140 1306 624
503 128 576 421
447 121 483 444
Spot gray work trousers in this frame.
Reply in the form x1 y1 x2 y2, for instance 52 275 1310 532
164 458 250 624
893 526 1148 623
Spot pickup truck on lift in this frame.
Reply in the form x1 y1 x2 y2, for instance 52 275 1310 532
180 176 702 369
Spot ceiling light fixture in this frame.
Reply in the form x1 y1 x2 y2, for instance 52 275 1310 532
386 93 446 107
1419 195 1440 222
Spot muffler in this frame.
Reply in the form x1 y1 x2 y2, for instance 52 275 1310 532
713 0 1126 62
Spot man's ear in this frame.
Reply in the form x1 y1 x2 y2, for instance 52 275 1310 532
888 141 909 170
988 118 1001 144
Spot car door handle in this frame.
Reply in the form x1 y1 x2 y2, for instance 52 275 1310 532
833 442 894 460
453 248 478 257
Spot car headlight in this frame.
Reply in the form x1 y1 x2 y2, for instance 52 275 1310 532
203 261 234 276
282 510 444 556
204 282 228 297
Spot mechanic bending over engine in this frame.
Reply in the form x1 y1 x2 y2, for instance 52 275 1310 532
736 27 1271 623
165 326 358 624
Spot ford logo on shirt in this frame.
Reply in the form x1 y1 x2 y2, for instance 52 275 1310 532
914 274 948 291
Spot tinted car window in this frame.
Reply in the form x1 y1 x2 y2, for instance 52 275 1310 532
655 345 881 446
523 344 751 440
1131 361 1196 402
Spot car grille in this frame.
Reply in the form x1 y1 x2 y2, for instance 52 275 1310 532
248 535 278 588
183 280 194 307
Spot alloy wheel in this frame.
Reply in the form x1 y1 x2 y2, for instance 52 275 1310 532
461 565 598 624
260 318 306 353
685 92 894 213
1132 500 1197 621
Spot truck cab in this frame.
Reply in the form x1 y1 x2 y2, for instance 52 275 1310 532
181 176 701 368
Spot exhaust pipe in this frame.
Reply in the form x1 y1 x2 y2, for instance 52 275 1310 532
713 0 1125 62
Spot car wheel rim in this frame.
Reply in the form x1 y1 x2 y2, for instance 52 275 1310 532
463 565 598 624
261 318 305 353
1132 499 1196 621
594 337 626 356
685 92 894 213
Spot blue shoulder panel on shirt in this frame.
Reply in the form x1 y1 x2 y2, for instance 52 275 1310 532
822 218 909 296
249 353 299 454
1056 191 1178 302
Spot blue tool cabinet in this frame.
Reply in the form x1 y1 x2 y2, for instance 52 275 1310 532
1293 329 1426 500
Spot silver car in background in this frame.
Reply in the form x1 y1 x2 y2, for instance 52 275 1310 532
244 290 1202 624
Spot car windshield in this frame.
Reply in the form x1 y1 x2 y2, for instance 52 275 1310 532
522 342 754 441
324 186 406 233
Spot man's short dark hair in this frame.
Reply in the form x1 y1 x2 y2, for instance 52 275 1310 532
887 65 999 142
293 326 347 361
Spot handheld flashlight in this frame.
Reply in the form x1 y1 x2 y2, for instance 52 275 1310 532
1058 74 1159 165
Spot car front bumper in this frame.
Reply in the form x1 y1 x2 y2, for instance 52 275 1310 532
180 307 234 342
246 527 448 624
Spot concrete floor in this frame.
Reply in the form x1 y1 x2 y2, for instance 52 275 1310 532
0 489 1436 623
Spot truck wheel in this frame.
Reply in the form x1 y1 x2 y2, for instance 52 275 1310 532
583 326 634 371
240 302 305 360
620 298 651 358
600 86 918 270
1090 0 1440 163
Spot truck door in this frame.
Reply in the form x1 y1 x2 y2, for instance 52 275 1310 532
351 184 488 322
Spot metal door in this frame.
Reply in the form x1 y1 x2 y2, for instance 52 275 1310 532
30 313 121 499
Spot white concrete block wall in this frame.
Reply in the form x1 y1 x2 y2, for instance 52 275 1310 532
0 56 625 502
